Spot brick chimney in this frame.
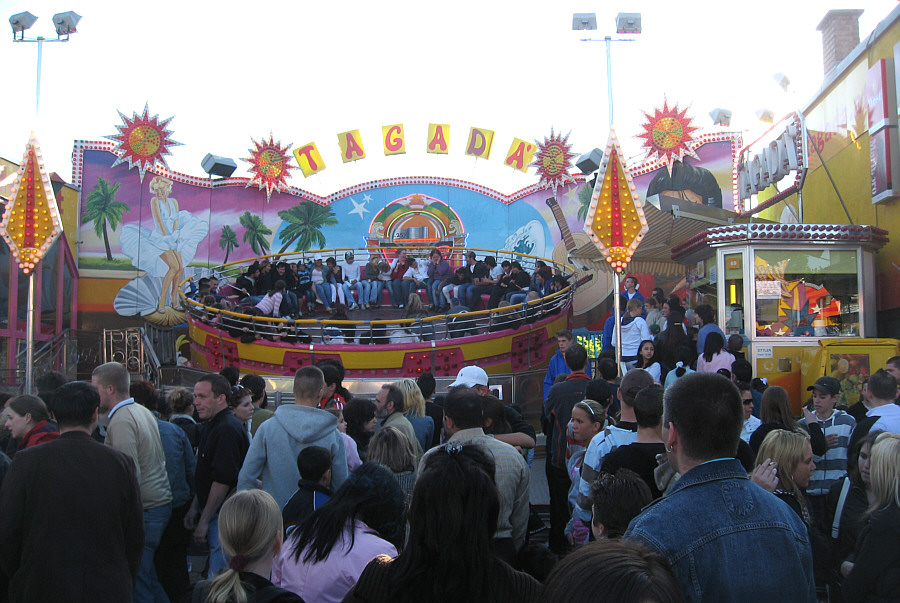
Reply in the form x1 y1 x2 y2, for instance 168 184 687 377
817 9 864 76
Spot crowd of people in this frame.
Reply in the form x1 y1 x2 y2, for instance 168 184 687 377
1 304 900 602
189 250 569 345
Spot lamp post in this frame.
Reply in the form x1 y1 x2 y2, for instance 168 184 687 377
573 12 641 373
573 12 641 128
7 10 80 393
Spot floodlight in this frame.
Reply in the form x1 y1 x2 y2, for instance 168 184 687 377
202 154 237 179
9 11 37 39
615 13 641 34
773 72 790 91
709 108 732 126
52 11 81 37
576 148 604 174
755 108 776 123
572 13 597 31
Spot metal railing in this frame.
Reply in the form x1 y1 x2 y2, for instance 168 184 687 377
102 327 161 384
177 247 576 345
13 328 104 384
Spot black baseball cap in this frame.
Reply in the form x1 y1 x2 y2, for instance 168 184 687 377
807 376 841 396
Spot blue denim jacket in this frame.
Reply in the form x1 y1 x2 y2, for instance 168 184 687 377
157 419 195 508
624 458 815 603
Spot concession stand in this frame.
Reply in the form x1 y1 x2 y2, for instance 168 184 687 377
672 222 899 412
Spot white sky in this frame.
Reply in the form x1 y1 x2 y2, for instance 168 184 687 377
1 0 897 195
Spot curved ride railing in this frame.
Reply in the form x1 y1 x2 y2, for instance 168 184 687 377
178 247 577 346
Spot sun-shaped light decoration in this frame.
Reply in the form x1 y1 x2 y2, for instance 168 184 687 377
636 100 699 173
108 103 180 181
531 129 577 196
244 134 296 203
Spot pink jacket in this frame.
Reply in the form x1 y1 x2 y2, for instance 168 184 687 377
272 520 396 603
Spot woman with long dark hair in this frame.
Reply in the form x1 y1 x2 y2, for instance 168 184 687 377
343 445 541 603
655 310 689 372
750 386 828 456
634 340 661 382
695 331 734 375
272 463 404 603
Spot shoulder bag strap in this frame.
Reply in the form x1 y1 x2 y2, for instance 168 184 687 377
831 477 852 539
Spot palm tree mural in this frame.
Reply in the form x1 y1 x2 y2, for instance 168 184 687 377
82 176 129 261
276 201 338 254
219 225 239 263
239 211 272 255
577 182 593 224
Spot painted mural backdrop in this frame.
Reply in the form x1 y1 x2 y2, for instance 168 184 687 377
75 113 741 332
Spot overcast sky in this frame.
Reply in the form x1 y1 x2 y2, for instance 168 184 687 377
1 0 896 195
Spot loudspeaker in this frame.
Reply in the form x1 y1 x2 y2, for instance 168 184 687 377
576 148 604 174
201 154 237 178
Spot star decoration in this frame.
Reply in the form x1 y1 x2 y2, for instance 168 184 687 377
244 133 296 202
362 193 373 202
348 198 369 220
531 129 576 196
636 100 699 173
107 103 180 181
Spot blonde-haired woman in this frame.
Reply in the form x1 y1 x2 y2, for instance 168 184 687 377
119 176 208 313
756 429 830 595
187 489 303 603
395 378 433 453
841 432 900 602
367 426 417 505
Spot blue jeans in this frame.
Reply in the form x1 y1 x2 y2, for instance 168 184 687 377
314 283 331 308
135 502 172 603
428 279 447 307
370 281 387 305
389 280 404 306
352 280 371 305
466 285 492 308
207 512 225 576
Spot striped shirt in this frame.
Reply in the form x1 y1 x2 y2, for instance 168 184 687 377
255 292 283 317
800 409 856 496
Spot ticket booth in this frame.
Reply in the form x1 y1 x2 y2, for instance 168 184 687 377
672 223 897 412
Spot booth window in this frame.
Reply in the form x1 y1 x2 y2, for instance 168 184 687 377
723 253 745 335
754 249 859 337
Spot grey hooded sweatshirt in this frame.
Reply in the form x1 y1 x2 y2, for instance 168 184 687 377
237 404 348 508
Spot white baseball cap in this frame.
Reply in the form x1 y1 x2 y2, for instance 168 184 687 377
450 365 489 388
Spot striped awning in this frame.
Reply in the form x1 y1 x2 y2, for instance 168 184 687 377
569 194 752 276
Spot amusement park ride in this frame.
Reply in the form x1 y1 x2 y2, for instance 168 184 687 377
1 87 896 412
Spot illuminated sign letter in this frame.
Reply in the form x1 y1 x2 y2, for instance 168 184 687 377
338 129 366 163
504 138 535 172
382 124 405 155
427 124 450 154
466 127 494 159
293 142 326 177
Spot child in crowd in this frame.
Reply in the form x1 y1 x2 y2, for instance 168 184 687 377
282 446 334 537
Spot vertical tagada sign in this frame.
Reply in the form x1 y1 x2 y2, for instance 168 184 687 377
583 127 648 273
